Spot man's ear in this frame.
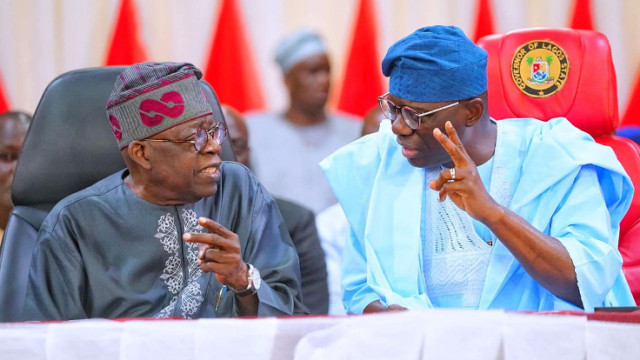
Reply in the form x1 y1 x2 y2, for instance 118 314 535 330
127 141 152 170
464 97 485 127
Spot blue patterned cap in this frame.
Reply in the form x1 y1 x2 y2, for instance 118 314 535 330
382 25 487 102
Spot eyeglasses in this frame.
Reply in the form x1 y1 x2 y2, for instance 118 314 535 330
377 92 459 130
0 153 20 162
144 122 227 152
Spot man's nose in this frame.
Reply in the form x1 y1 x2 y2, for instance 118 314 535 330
391 112 413 136
317 70 330 88
8 159 18 175
201 135 222 154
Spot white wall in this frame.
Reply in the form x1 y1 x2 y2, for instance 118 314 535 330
1 0 639 114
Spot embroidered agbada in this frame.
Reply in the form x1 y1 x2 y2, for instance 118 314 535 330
320 118 636 313
23 163 306 320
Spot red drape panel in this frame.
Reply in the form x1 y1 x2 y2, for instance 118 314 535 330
203 0 264 113
0 74 9 113
472 0 495 43
104 0 148 65
336 0 384 118
622 68 640 127
569 0 595 31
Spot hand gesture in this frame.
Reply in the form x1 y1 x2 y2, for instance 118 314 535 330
183 217 248 290
429 121 501 223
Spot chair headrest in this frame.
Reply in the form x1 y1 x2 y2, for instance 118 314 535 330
12 67 236 208
477 28 618 137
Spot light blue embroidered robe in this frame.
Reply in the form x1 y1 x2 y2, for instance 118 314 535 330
320 118 636 313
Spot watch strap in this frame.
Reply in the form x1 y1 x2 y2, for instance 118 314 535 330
230 264 258 297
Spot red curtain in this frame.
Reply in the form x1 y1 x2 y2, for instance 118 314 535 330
472 0 495 42
0 74 9 113
104 0 148 65
203 0 264 113
569 0 595 30
336 0 384 118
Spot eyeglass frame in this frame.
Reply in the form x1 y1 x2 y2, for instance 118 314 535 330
142 122 228 152
377 92 459 130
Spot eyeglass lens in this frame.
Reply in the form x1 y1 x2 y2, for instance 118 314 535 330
194 123 226 152
378 98 419 129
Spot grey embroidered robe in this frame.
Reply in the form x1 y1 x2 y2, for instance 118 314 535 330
22 162 306 320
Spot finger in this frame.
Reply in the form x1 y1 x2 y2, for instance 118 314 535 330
199 261 237 276
430 168 467 191
184 232 236 251
198 243 213 260
438 181 466 202
445 122 473 162
202 248 239 264
444 121 468 155
198 217 236 238
430 174 448 192
430 179 442 191
198 244 218 262
433 125 469 167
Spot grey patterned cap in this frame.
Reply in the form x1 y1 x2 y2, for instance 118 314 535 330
106 62 212 148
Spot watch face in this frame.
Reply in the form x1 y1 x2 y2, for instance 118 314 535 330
251 267 261 290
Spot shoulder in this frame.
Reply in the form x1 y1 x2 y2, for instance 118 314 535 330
321 119 395 171
495 117 545 139
244 112 288 147
218 162 276 209
497 117 593 144
244 111 282 127
495 117 602 162
41 170 126 234
220 161 258 186
328 112 362 132
328 112 361 123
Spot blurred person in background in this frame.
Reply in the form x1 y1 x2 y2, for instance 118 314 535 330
224 105 329 314
246 29 361 214
0 111 31 244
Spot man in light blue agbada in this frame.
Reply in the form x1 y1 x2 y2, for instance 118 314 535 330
320 25 636 314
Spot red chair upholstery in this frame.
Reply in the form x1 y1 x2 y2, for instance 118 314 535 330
478 28 640 304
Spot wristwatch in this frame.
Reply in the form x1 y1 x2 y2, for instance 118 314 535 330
231 263 261 297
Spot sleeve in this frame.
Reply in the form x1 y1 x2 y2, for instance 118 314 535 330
341 226 381 314
22 230 88 321
240 186 308 316
550 165 633 310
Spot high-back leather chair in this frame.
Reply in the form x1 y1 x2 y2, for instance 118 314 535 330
477 28 640 304
0 67 235 322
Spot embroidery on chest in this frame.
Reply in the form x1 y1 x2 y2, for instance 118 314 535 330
155 209 206 318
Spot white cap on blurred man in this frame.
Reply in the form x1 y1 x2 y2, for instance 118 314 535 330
275 29 327 73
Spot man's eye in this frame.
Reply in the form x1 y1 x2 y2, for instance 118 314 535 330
0 154 19 162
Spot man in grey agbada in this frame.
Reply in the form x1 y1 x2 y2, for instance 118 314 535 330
23 62 306 320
